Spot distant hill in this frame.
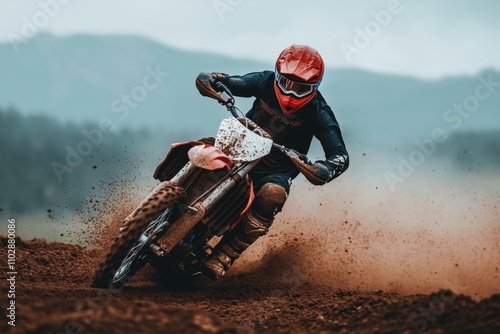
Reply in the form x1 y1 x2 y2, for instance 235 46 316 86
1 32 499 150
1 106 498 215
0 109 154 214
435 130 500 170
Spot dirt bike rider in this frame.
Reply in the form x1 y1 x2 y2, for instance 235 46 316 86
196 45 349 279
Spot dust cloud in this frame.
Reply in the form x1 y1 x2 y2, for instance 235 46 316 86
39 157 499 300
233 169 500 300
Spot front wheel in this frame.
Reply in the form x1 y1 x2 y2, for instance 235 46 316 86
91 181 186 288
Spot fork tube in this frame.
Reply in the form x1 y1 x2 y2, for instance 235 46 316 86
170 162 197 185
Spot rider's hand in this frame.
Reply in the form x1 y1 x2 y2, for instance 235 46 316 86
289 153 331 185
195 73 226 103
310 160 332 184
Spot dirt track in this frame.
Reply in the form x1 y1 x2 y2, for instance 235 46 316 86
1 236 499 334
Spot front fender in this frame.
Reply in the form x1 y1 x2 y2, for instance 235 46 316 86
188 144 232 170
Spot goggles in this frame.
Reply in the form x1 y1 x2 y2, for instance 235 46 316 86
275 68 321 98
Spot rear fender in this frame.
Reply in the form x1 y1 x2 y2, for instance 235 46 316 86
154 141 202 182
154 140 232 181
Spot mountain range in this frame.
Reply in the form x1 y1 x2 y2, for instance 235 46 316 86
1 32 498 151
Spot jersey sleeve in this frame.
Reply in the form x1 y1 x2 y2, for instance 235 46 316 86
214 71 272 98
313 95 350 181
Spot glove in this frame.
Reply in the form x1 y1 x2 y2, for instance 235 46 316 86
287 150 331 185
195 72 226 103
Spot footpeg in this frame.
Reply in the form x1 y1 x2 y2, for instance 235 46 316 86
150 242 166 258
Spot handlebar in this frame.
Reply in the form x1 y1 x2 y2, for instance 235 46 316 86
272 143 311 163
214 82 311 164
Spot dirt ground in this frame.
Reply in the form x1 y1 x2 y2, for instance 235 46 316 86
0 236 499 334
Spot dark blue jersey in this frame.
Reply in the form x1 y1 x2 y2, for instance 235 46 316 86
215 70 349 182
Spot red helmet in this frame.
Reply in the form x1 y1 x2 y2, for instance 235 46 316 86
274 45 325 115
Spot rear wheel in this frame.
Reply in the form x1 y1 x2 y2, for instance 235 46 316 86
91 182 186 288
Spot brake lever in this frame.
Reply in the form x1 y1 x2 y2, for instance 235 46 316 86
214 82 235 106
218 91 234 107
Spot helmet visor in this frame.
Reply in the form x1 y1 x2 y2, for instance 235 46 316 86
275 71 320 98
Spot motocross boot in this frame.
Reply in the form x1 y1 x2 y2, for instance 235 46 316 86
201 183 287 280
201 209 273 280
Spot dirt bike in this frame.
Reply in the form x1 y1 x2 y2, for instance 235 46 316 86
91 83 312 288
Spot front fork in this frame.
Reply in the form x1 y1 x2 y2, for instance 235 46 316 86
151 159 260 265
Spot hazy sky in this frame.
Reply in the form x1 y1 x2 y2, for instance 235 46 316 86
1 0 499 78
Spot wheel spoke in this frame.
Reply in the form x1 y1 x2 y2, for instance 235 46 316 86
113 208 174 284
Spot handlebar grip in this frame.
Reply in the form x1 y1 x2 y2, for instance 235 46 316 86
214 82 232 97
